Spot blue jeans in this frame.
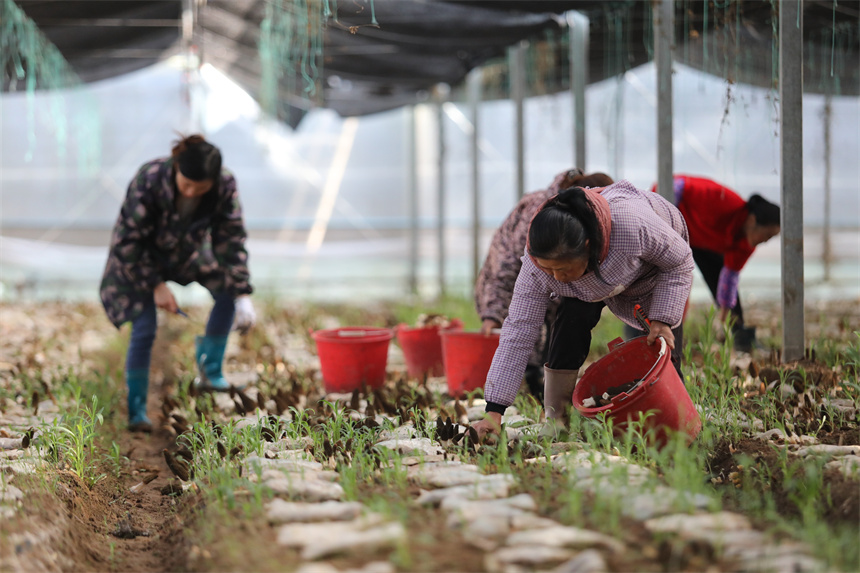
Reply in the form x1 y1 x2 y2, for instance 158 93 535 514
126 292 235 372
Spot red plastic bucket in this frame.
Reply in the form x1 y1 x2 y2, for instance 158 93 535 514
396 319 464 379
311 327 394 393
440 331 500 398
572 336 701 448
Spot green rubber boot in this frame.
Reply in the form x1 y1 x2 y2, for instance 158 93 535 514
195 335 233 392
126 369 153 433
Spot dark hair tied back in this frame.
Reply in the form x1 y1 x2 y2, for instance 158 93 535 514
747 194 780 227
528 186 606 282
172 134 222 182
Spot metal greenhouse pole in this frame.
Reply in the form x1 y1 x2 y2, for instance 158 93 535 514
408 105 419 295
779 0 805 362
822 95 832 282
436 86 448 298
510 41 527 200
468 68 483 286
568 11 589 170
654 0 674 202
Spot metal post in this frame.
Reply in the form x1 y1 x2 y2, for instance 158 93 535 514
436 87 447 298
779 0 805 362
822 94 832 282
468 69 483 287
611 76 625 179
181 0 196 133
568 12 588 170
510 41 527 200
408 105 419 295
654 0 674 203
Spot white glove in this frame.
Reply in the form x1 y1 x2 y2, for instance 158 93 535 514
233 296 256 334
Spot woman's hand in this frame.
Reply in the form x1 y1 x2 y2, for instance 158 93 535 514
481 319 501 336
470 412 502 441
153 282 178 314
647 320 674 349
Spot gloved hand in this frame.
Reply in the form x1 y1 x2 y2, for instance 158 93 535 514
233 296 256 334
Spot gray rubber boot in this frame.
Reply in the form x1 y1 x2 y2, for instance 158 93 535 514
540 365 579 440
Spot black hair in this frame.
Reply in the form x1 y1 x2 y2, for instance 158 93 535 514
528 186 606 282
171 134 222 183
747 194 780 227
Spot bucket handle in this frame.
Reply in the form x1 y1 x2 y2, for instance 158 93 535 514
627 336 667 393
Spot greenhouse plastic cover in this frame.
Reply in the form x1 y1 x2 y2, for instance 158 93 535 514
1 58 857 302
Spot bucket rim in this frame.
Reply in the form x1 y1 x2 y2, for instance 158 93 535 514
572 336 670 414
312 326 394 342
439 330 500 339
396 318 464 334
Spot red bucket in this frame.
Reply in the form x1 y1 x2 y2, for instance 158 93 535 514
396 319 464 379
572 336 701 448
440 331 500 398
311 327 394 393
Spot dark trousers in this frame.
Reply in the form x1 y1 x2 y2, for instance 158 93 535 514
126 292 235 372
551 297 685 380
692 247 744 329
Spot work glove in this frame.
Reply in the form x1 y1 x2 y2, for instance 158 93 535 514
233 296 256 334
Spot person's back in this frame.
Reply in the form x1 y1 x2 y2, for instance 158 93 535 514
674 176 749 257
652 174 780 351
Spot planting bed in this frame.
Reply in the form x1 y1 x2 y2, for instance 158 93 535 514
0 299 857 573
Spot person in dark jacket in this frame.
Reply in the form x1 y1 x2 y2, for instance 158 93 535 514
100 134 255 432
474 169 614 400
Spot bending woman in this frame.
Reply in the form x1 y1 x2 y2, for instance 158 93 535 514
471 181 694 439
666 175 780 351
475 169 614 400
100 134 256 432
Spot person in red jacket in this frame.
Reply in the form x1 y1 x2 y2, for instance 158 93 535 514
650 175 780 351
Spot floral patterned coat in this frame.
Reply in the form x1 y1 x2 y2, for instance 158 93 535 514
100 157 253 327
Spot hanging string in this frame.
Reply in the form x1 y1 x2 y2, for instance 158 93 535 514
830 0 837 76
369 0 378 27
703 0 709 71
683 0 690 65
734 0 740 84
721 0 730 79
643 1 653 61
1 0 99 168
624 2 632 73
769 0 778 90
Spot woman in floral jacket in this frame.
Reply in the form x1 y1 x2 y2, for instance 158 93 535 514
100 135 255 432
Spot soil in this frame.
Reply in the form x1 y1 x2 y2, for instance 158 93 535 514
704 346 860 528
707 434 860 525
2 299 858 573
7 374 192 572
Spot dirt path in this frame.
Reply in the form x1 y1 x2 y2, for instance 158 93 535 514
57 378 192 573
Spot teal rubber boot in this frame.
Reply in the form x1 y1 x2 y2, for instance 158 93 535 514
126 369 153 433
195 335 232 392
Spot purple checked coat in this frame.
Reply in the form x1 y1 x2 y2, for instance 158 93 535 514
484 180 694 407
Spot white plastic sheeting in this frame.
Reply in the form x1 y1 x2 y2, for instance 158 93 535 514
1 57 858 302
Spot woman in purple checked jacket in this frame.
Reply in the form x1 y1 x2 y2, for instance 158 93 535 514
471 180 695 439
474 169 614 401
